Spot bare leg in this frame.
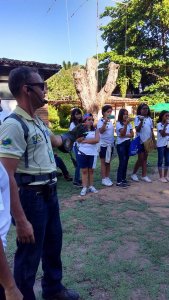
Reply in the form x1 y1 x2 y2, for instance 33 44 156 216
81 168 88 187
133 153 142 174
105 163 111 178
158 167 163 178
88 168 94 186
141 152 148 177
164 168 168 178
100 158 106 179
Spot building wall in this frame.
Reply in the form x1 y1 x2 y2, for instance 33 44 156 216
0 100 48 125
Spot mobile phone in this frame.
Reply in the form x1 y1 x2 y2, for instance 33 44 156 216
107 115 115 119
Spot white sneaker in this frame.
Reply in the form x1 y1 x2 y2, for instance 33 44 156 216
88 186 98 193
80 187 87 196
131 174 139 182
102 178 112 186
159 177 168 183
106 177 113 185
141 176 152 183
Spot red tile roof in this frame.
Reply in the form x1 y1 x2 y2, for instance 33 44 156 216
0 57 61 70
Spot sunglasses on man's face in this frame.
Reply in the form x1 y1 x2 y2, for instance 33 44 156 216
27 82 45 91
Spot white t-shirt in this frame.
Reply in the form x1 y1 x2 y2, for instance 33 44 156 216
0 162 11 249
78 130 98 155
97 118 114 146
69 122 78 147
116 122 133 144
69 122 76 131
134 116 153 143
157 122 169 147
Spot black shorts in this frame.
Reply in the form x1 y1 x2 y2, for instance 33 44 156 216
99 146 114 159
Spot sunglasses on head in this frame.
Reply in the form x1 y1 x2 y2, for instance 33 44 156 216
27 82 45 91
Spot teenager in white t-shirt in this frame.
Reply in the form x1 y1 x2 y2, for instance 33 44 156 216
131 103 156 183
97 105 114 187
116 109 134 187
156 110 169 182
69 108 83 187
0 162 23 300
76 113 100 196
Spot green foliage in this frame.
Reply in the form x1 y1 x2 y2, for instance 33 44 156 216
48 104 60 131
47 68 79 100
140 91 167 105
99 0 169 99
58 104 73 128
131 69 141 88
117 76 129 97
62 61 79 70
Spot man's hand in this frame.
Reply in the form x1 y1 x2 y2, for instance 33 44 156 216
5 285 23 300
58 124 88 153
16 220 35 244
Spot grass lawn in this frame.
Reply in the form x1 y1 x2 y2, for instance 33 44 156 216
6 135 169 300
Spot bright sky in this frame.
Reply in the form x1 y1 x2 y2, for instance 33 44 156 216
0 0 114 66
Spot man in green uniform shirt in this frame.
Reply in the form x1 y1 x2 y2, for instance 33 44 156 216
0 66 79 300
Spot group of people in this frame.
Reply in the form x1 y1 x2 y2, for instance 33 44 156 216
68 104 169 196
0 65 169 300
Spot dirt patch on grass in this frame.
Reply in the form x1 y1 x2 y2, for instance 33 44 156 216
109 241 139 261
68 173 169 218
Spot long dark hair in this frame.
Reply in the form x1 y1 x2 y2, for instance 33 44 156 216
118 108 128 125
69 108 82 125
137 103 151 117
157 110 169 123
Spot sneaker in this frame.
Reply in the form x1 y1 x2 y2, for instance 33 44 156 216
102 178 112 186
140 176 152 183
80 187 87 196
88 186 98 193
165 177 169 182
122 179 130 186
131 174 139 182
159 177 168 183
116 182 128 188
73 182 83 187
64 174 73 181
106 177 113 185
43 287 80 300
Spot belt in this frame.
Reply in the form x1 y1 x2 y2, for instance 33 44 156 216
22 185 46 192
15 171 57 186
21 181 57 197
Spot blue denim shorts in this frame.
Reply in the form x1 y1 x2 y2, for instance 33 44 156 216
77 152 97 169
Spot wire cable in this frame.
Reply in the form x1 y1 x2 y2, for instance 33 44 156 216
65 0 72 64
70 0 89 18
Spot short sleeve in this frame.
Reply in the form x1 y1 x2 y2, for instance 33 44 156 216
97 119 104 129
69 122 75 131
157 123 163 132
134 116 140 127
116 122 123 135
0 120 26 158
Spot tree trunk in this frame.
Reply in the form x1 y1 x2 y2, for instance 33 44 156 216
73 57 119 118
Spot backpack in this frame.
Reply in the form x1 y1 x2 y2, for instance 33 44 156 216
4 113 29 168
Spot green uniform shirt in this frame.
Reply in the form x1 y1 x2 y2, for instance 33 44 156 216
0 106 57 175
